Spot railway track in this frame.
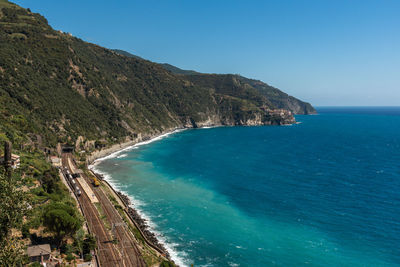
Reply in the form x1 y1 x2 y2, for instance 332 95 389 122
62 154 123 267
91 180 146 267
64 153 146 267
82 168 146 267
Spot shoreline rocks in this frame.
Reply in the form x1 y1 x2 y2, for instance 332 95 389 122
115 190 171 259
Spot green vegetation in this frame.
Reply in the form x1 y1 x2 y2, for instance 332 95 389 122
0 1 315 265
1 0 314 150
184 74 316 115
160 260 177 267
116 50 316 115
41 167 59 193
42 202 82 244
0 170 28 266
82 234 96 256
60 234 95 262
94 202 110 230
0 141 88 265
160 63 199 75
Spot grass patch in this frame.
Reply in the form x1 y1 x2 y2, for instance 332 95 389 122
94 202 110 230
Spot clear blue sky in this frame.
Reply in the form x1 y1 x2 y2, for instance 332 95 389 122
14 0 400 106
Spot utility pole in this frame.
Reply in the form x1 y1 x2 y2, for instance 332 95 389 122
4 141 12 180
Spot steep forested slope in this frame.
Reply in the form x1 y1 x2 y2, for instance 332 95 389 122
113 51 316 115
0 0 311 149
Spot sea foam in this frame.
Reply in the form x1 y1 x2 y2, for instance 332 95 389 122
89 128 185 168
88 129 190 266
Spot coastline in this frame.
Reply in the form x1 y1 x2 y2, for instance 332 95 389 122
100 178 171 257
86 109 298 166
87 127 186 166
84 122 296 266
87 128 189 266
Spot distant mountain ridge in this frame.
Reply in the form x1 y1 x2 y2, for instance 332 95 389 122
0 0 314 150
159 63 199 75
111 49 144 60
112 49 316 115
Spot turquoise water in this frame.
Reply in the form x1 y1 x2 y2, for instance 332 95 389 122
93 107 400 266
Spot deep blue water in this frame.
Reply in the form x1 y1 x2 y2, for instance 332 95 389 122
94 107 400 266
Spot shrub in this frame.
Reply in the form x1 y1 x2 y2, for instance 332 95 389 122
83 253 92 262
21 223 30 238
60 243 73 255
65 253 75 262
82 234 96 254
160 260 176 267
41 168 59 193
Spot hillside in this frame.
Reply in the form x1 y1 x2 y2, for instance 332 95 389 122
0 0 312 150
160 63 199 75
185 74 316 115
111 49 144 60
112 50 316 115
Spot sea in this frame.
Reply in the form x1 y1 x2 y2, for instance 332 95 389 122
92 107 400 267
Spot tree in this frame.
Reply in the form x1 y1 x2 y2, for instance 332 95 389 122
83 234 96 255
74 228 85 259
41 168 58 193
43 202 82 245
0 170 29 266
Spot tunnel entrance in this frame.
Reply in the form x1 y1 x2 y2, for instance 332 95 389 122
62 146 74 153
